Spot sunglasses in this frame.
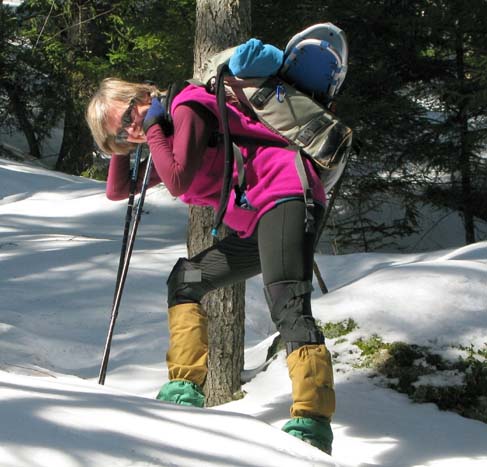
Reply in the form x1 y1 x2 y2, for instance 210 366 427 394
114 99 136 143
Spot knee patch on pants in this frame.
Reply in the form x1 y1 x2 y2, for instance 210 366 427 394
167 258 204 307
264 280 324 347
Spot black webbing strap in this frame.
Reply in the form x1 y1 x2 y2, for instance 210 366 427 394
211 63 235 237
295 150 316 234
211 64 250 235
161 81 189 135
285 336 325 355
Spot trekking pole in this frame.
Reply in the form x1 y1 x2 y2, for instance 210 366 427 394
113 145 144 300
98 151 154 385
313 140 361 294
313 167 347 295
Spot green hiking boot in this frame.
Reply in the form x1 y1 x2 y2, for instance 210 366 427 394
282 417 333 455
156 380 205 408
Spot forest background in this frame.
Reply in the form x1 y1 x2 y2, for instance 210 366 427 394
1 0 486 252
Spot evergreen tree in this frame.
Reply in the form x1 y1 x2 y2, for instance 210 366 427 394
318 0 436 251
417 0 487 244
255 0 486 251
325 0 487 249
1 0 195 173
0 1 59 160
3 0 485 249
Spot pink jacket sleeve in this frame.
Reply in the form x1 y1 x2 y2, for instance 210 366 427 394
105 103 217 200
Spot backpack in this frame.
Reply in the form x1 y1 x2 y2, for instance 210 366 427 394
166 23 353 236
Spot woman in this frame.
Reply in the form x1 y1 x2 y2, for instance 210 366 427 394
86 50 335 454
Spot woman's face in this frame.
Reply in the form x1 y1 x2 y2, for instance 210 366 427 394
106 97 151 144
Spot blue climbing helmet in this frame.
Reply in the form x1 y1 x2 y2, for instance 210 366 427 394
280 22 349 102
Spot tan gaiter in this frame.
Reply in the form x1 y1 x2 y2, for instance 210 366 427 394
166 303 208 387
287 344 336 419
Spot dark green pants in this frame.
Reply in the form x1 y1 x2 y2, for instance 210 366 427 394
167 200 324 344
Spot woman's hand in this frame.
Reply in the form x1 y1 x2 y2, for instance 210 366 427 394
143 97 166 133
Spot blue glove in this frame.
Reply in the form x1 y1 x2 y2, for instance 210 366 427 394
143 97 165 133
228 38 284 78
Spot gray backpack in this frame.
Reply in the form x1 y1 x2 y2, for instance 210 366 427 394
188 24 353 235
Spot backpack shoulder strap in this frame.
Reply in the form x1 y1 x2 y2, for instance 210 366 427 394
164 81 190 123
211 63 235 237
150 81 188 137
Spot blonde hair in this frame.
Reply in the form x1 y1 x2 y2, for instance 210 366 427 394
86 77 160 155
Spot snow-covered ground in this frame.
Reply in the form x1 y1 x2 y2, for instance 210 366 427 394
0 157 486 467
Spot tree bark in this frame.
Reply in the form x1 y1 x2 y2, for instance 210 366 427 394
455 20 475 244
191 0 251 407
54 1 93 174
4 83 42 159
55 95 93 174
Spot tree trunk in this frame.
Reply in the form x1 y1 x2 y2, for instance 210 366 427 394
455 21 475 244
191 0 251 407
54 2 93 175
459 114 475 244
5 84 42 159
55 96 93 174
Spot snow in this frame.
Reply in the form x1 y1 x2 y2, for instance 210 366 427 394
0 157 486 467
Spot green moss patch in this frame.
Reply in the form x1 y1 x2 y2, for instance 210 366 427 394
355 338 487 423
317 318 358 339
262 316 487 424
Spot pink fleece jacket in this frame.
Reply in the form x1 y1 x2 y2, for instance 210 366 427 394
106 84 325 238
170 84 325 237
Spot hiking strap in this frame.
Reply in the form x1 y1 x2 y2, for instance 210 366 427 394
212 63 235 237
212 63 257 237
164 76 248 237
295 151 316 234
164 82 184 124
312 139 361 294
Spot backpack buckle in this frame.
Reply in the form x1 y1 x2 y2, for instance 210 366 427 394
304 189 315 234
